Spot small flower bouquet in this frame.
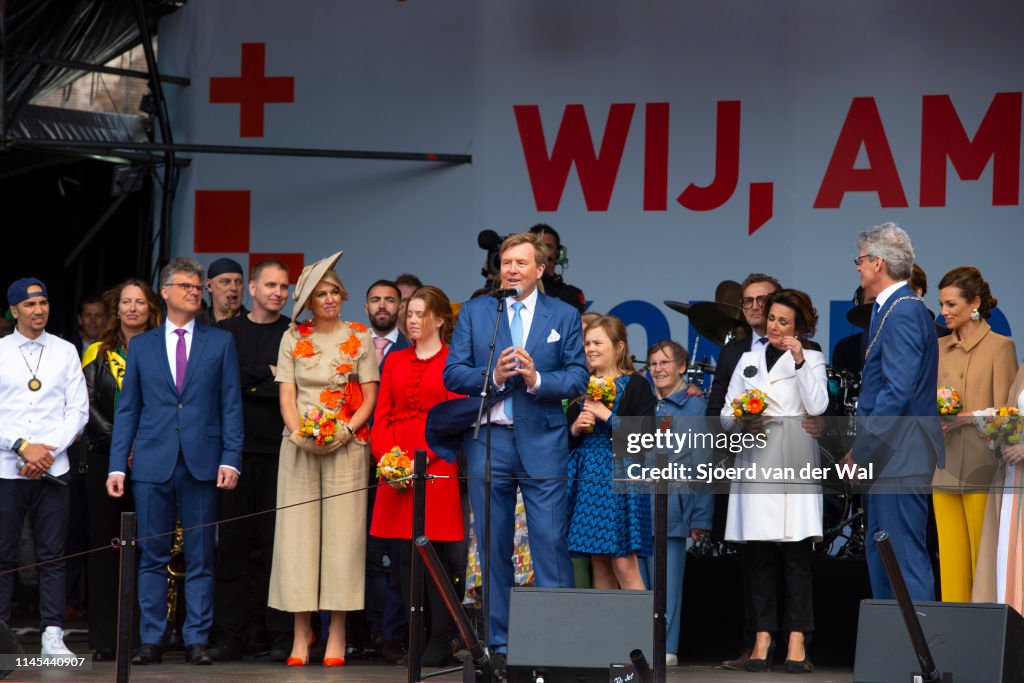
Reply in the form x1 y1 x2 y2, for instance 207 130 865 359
731 388 768 418
299 406 339 447
936 386 962 421
377 446 413 490
979 406 1023 447
581 376 617 433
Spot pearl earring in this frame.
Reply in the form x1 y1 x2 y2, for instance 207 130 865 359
970 308 980 322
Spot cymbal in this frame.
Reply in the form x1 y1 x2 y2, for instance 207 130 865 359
714 280 744 309
846 303 872 330
663 300 691 316
688 301 751 346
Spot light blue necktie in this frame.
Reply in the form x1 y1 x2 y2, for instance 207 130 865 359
505 301 525 420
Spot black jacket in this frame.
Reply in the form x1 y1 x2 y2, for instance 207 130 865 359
82 345 119 456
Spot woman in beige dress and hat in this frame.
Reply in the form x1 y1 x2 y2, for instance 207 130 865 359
268 251 379 666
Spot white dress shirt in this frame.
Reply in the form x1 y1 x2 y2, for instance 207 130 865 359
0 330 89 479
874 280 909 309
165 318 196 372
490 287 542 424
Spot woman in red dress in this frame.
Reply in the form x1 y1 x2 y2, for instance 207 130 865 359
370 285 464 667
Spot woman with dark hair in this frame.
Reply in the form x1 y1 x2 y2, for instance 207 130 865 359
369 285 464 666
932 266 1016 602
566 315 655 590
81 279 161 660
720 288 828 673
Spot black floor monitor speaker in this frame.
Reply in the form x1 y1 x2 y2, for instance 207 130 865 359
507 587 653 683
854 600 1024 683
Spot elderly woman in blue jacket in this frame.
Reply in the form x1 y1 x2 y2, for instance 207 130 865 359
639 340 714 667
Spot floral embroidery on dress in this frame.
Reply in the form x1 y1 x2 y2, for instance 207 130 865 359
296 321 315 337
348 321 368 332
293 339 316 358
334 362 354 376
339 335 361 358
320 389 344 411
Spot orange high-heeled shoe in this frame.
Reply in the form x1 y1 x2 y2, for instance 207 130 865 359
323 657 345 667
286 632 316 666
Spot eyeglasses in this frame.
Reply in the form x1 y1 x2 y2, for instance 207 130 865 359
741 295 767 309
853 254 876 266
648 360 678 370
167 283 203 293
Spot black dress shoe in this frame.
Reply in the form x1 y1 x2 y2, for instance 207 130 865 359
784 658 814 674
132 643 163 665
207 641 242 661
92 648 116 661
269 633 291 663
421 633 453 667
185 643 213 665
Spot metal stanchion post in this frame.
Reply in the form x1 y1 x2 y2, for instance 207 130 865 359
653 451 668 683
408 449 427 683
114 512 136 683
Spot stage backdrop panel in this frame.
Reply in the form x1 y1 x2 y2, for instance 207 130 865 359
160 0 1023 360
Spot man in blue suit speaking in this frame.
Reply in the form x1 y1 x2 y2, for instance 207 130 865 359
106 257 243 665
842 223 942 601
444 233 588 672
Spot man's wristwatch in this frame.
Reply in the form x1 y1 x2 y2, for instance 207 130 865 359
12 438 28 455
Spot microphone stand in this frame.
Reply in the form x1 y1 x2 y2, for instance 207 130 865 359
471 293 506 658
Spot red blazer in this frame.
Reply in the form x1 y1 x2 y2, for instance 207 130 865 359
370 345 464 540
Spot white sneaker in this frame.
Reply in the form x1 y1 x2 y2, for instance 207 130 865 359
41 626 74 656
666 652 679 667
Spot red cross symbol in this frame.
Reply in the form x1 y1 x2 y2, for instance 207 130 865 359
209 43 295 138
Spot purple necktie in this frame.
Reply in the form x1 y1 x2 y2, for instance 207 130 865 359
174 328 187 393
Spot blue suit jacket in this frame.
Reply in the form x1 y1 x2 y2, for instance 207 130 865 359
109 323 244 483
443 292 588 478
853 284 944 477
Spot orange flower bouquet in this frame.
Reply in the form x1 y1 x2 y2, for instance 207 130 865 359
299 406 339 447
581 376 617 433
979 406 1023 447
731 388 768 417
377 446 413 490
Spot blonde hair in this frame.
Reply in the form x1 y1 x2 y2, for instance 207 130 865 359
303 270 349 312
499 232 547 268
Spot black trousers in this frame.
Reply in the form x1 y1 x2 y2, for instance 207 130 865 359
0 475 70 629
85 453 135 650
212 453 290 646
744 539 814 634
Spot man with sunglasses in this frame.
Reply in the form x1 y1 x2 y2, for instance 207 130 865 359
107 257 243 666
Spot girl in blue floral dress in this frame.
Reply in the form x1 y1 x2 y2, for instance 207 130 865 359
566 315 655 589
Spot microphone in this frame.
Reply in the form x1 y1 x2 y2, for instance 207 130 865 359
490 286 523 299
16 456 67 487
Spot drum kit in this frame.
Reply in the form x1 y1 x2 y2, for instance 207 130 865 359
665 281 866 558
665 280 751 389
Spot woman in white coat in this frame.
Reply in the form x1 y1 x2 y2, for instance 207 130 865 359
720 288 828 674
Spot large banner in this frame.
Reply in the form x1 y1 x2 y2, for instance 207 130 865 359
160 1 1024 367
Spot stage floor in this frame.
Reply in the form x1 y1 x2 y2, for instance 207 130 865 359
4 658 855 682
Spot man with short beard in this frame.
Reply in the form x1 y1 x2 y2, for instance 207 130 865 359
362 279 409 662
365 280 410 365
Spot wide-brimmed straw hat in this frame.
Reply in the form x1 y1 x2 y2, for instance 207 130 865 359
291 250 343 321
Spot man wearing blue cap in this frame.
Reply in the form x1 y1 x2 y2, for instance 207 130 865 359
0 278 88 656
